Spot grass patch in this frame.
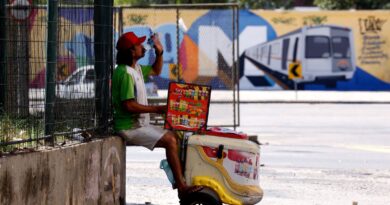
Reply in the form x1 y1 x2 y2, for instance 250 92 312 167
0 115 44 153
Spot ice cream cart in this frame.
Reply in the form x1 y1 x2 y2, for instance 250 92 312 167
162 82 263 205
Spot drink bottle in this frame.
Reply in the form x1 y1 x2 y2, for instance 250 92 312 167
144 28 155 50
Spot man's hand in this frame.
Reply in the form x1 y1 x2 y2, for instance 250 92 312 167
151 33 164 76
152 33 163 55
155 105 166 114
123 100 166 114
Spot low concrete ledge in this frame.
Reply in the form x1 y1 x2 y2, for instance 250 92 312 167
0 136 125 205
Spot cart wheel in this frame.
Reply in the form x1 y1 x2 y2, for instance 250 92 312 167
180 189 222 205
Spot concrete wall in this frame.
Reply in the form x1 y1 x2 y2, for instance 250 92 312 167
0 136 125 205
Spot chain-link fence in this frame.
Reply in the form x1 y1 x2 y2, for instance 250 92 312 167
0 0 113 153
0 2 239 153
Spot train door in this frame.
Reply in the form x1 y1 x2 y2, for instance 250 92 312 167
282 38 290 70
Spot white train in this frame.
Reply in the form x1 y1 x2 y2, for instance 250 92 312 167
245 25 356 85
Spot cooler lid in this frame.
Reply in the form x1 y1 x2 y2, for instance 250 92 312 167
201 127 248 140
188 134 259 153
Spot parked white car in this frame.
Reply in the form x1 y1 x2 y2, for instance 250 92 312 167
56 65 95 99
56 65 158 99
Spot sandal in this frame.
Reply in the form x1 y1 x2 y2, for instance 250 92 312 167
178 185 204 199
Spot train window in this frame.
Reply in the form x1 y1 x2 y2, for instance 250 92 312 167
268 45 272 65
272 42 281 55
332 37 350 58
305 36 330 58
261 47 266 60
282 38 290 70
293 38 299 62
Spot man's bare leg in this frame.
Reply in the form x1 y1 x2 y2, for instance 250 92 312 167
155 131 203 196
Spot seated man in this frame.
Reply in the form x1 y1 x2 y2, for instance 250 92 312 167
112 32 202 199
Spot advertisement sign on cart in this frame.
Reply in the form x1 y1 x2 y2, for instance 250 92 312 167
164 82 211 132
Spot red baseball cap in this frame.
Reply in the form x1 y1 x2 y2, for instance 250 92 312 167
116 32 146 51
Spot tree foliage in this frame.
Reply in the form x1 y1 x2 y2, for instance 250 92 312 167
33 0 95 5
32 0 390 9
314 0 390 9
354 0 390 9
239 0 294 9
114 0 229 6
114 0 297 9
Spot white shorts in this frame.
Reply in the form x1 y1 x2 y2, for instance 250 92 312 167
117 125 168 150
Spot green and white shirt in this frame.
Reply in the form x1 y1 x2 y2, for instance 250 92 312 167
112 64 153 131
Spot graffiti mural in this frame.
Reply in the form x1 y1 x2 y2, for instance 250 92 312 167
26 8 390 91
28 7 94 88
121 9 278 90
120 9 390 91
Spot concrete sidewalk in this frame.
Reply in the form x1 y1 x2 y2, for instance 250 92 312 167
157 90 390 103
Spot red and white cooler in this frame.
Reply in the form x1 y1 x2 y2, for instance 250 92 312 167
184 128 263 205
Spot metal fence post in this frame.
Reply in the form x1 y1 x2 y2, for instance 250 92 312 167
176 7 180 82
235 5 240 128
94 0 113 134
105 0 113 132
119 7 123 36
232 6 237 130
0 0 7 115
45 0 58 145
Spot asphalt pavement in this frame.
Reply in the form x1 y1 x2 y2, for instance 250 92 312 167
126 102 390 205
